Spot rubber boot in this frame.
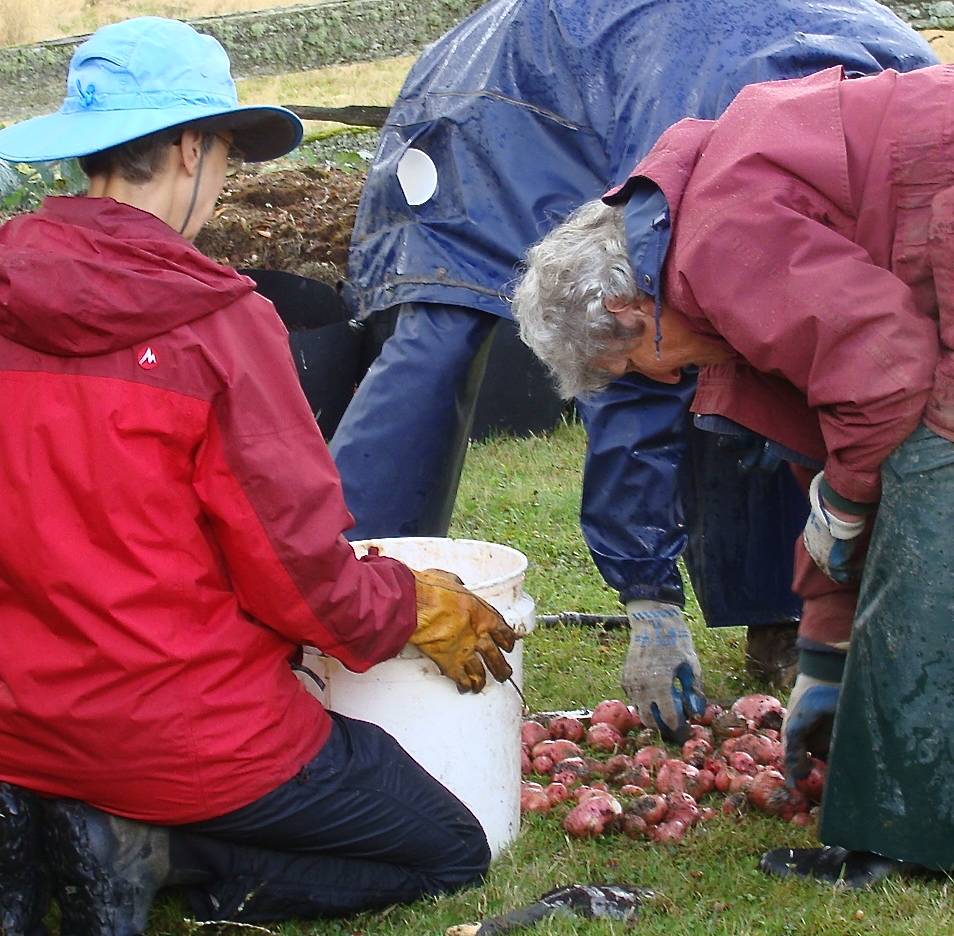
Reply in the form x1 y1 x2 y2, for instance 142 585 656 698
744 622 799 689
0 782 49 936
759 846 913 889
41 799 170 936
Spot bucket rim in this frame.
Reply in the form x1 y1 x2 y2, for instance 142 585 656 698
350 535 528 591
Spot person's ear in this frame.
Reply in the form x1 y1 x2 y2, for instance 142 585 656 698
604 294 651 331
176 129 205 176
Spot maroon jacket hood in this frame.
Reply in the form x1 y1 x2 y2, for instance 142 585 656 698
0 196 255 356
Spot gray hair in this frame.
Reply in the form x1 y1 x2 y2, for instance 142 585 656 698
511 199 642 399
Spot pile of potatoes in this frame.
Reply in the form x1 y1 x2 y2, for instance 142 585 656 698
521 696 826 843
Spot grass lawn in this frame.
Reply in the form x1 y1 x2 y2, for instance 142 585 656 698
143 419 954 935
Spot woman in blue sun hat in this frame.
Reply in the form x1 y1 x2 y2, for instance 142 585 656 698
0 16 514 934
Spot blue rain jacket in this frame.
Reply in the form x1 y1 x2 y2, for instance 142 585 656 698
348 0 935 319
344 0 936 617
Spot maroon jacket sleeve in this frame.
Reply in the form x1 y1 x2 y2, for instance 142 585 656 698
672 188 938 505
191 294 417 672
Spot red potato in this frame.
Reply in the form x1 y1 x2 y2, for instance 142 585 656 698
790 812 815 827
627 705 644 730
531 753 554 775
730 774 754 797
551 756 589 786
531 739 584 762
521 749 532 777
688 724 714 744
682 737 713 768
731 694 785 731
722 733 782 767
728 751 758 775
621 811 649 839
574 785 614 804
759 728 781 742
634 746 668 772
521 721 549 749
562 794 622 839
795 759 827 804
712 709 748 739
630 794 668 826
603 754 635 779
692 703 723 727
692 769 715 799
653 819 688 843
544 782 571 806
656 759 709 798
613 766 653 790
619 783 647 797
665 792 701 827
549 716 586 743
747 769 807 818
520 782 551 815
591 699 636 735
699 806 718 822
586 723 624 753
714 766 737 794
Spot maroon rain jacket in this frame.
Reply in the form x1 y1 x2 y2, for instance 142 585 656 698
608 64 954 644
0 197 416 823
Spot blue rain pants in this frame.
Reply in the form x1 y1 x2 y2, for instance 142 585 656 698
334 0 937 623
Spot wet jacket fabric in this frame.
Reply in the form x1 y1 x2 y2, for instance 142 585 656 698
347 0 934 320
341 0 935 622
0 197 417 823
608 65 950 507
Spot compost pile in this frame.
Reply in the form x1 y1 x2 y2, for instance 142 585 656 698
522 696 826 843
195 164 365 285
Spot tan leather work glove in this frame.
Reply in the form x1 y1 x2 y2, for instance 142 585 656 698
410 568 518 693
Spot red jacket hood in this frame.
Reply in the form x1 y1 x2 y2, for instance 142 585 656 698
0 196 255 356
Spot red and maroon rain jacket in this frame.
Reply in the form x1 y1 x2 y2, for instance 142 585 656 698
0 197 416 823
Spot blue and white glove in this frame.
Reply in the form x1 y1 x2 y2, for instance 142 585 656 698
622 600 706 743
802 473 867 584
782 672 840 782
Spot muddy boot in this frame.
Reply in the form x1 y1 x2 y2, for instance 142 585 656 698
745 623 799 690
0 783 49 936
41 799 170 936
759 846 919 889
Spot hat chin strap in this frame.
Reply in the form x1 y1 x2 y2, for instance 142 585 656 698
177 146 207 237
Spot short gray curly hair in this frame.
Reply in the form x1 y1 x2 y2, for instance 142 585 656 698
511 199 643 399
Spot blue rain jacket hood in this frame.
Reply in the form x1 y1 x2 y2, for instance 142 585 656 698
347 0 935 320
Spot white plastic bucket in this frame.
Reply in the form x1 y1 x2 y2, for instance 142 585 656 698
301 537 535 857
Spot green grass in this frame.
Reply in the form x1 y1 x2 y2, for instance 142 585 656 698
139 418 954 935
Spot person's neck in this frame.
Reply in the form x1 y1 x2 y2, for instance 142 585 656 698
85 174 180 231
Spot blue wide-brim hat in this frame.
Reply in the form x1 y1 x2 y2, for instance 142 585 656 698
0 16 303 163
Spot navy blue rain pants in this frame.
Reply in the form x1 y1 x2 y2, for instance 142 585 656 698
169 713 489 924
331 304 498 539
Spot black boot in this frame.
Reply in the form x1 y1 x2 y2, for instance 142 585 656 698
0 782 49 936
41 798 170 936
759 846 917 889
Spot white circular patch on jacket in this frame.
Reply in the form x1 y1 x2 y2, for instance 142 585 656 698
397 148 438 206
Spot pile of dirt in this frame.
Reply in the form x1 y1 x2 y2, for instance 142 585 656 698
195 163 366 284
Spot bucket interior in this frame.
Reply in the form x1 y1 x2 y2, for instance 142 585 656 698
350 536 527 593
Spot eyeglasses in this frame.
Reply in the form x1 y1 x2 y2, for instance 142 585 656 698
211 133 245 177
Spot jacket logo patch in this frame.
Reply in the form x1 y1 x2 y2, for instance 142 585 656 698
137 346 159 370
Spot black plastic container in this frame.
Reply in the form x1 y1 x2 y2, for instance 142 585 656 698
240 268 365 440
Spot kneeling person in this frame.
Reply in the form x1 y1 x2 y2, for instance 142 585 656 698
0 17 516 933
